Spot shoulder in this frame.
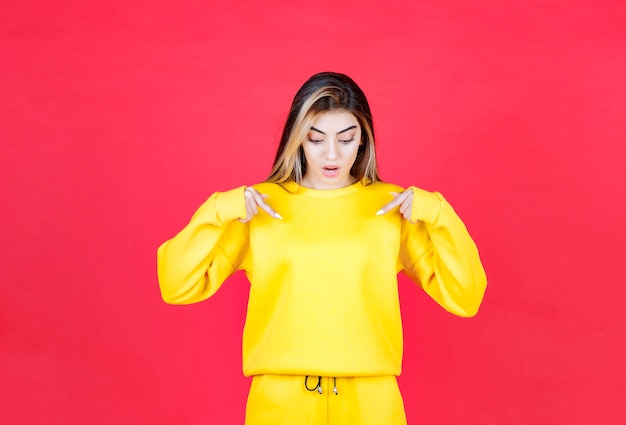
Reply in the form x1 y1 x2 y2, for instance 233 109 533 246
251 182 293 197
251 181 275 192
365 181 405 194
369 181 437 196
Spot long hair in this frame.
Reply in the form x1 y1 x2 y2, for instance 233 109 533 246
267 72 381 185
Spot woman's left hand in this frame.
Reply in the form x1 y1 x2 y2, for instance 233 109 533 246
376 189 417 222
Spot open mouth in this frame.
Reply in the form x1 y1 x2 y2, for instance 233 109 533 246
322 166 339 177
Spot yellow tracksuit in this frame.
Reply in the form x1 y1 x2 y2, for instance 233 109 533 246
157 181 487 424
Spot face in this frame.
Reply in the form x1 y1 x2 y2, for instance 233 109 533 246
300 110 362 190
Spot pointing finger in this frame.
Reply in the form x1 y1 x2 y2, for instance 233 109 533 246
399 199 411 216
257 196 283 220
248 189 282 220
376 190 411 215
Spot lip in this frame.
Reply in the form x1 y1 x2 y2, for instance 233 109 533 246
322 165 340 178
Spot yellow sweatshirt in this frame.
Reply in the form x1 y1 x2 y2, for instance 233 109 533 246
157 181 486 377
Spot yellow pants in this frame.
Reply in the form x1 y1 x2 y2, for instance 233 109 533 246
245 375 407 425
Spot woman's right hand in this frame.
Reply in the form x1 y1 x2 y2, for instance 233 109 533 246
240 187 283 223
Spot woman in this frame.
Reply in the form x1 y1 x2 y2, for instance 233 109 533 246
157 72 487 424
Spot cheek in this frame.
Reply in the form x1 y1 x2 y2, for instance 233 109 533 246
346 144 361 164
301 144 316 164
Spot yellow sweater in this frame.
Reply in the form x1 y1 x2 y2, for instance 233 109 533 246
157 181 487 377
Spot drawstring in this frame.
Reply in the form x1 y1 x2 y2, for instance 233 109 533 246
305 376 322 394
304 376 338 395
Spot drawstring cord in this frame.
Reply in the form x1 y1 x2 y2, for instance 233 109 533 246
305 376 322 394
304 376 338 395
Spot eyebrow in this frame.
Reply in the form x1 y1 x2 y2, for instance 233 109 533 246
310 125 357 135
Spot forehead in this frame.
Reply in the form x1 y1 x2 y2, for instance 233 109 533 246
310 110 360 133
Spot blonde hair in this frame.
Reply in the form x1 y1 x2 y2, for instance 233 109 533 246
267 72 380 185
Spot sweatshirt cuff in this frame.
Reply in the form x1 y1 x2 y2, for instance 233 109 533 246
408 186 443 225
215 186 247 224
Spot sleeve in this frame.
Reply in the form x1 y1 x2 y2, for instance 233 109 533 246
157 186 249 305
399 186 487 317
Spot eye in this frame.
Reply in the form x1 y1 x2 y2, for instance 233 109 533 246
307 138 323 144
339 138 355 144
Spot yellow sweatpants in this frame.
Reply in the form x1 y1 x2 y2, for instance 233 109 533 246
245 375 407 425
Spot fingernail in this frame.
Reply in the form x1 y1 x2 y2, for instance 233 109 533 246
263 194 270 198
275 213 283 220
375 209 384 216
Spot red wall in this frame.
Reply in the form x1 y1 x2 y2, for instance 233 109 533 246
2 1 625 424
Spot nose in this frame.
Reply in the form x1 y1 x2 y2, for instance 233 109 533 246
324 140 338 160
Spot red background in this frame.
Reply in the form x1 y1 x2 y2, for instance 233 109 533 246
2 1 625 424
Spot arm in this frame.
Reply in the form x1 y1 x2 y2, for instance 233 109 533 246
157 186 248 305
398 187 487 317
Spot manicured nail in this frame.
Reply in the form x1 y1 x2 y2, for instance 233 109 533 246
275 213 283 220
375 209 384 216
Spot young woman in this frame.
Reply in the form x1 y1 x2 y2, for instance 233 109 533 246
157 72 487 425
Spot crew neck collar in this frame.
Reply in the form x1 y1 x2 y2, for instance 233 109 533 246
281 181 365 199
